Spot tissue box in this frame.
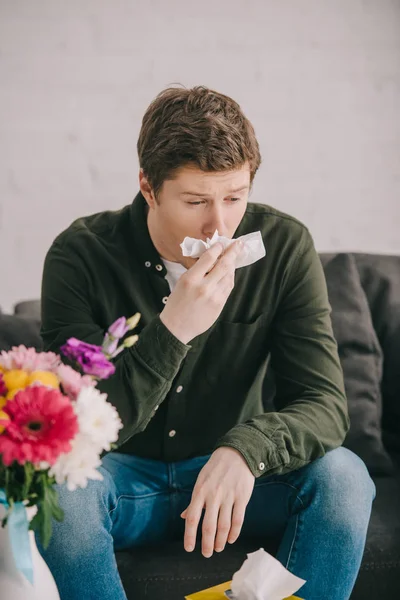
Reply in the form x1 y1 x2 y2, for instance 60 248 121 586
185 581 303 599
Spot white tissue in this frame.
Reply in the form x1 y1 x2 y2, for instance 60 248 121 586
230 548 306 600
180 230 266 269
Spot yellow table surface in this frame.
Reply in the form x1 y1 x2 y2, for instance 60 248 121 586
185 580 303 599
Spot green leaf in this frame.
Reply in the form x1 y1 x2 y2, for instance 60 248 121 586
29 475 52 548
22 463 34 498
30 476 66 548
45 485 64 522
29 509 43 537
40 501 52 549
5 466 10 495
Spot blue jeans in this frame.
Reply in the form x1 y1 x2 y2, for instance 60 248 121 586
37 446 375 600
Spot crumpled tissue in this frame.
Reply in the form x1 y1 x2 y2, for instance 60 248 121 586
230 548 306 600
180 229 266 269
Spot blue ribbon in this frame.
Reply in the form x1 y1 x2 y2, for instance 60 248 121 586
0 489 34 585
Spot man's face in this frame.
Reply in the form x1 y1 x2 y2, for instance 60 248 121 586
140 163 251 268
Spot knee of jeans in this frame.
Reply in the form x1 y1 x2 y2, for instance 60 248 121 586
314 447 376 525
57 467 114 513
40 469 115 558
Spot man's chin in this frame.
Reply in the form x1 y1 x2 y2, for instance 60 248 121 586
182 257 198 270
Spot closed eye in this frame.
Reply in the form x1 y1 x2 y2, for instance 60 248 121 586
186 198 241 206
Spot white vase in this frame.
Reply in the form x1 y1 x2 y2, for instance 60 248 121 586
0 504 60 600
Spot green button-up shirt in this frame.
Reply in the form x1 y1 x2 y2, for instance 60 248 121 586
41 192 349 478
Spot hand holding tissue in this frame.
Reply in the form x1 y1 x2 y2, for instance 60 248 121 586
180 230 266 269
185 548 305 600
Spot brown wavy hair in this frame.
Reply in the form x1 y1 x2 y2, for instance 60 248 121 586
137 85 261 198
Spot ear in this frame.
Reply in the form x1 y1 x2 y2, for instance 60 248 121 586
139 169 157 209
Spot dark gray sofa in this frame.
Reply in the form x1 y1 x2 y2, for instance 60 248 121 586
1 252 399 599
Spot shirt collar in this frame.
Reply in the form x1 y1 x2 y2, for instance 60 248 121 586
129 191 167 277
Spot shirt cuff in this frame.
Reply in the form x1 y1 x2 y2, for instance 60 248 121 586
214 424 290 478
132 316 191 381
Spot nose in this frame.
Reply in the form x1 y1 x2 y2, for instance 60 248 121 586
202 204 226 238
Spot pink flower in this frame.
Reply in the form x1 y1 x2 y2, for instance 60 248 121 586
0 386 78 466
0 346 60 372
57 364 96 399
60 339 115 379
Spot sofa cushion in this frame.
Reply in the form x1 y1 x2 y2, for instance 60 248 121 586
352 254 400 455
324 253 393 476
0 313 42 352
13 300 41 322
117 537 276 599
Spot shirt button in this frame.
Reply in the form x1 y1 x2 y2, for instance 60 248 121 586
168 429 176 438
145 261 151 268
162 296 169 304
155 264 163 271
176 385 183 393
259 462 265 471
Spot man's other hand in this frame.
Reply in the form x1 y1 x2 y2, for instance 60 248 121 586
180 447 255 557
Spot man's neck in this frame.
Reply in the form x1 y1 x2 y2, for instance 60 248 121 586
146 206 175 262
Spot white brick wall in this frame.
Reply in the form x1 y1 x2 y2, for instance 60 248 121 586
1 0 399 312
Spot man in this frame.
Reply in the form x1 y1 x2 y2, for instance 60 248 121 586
39 86 375 600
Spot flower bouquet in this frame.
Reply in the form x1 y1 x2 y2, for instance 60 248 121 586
0 313 140 588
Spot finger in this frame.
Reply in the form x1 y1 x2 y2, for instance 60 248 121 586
188 243 224 277
219 271 235 298
214 502 233 553
181 508 188 519
227 502 246 544
184 499 204 552
201 503 220 558
205 240 242 284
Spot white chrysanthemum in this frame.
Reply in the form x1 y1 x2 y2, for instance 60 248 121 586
74 385 123 452
49 434 103 491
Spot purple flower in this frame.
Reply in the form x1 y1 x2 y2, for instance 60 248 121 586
108 317 129 340
102 333 119 357
60 338 116 379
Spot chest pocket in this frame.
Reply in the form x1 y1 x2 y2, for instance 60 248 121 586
203 312 271 388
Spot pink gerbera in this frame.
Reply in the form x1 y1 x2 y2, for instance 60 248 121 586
0 386 78 466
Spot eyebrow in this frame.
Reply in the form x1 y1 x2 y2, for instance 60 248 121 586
180 185 249 198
